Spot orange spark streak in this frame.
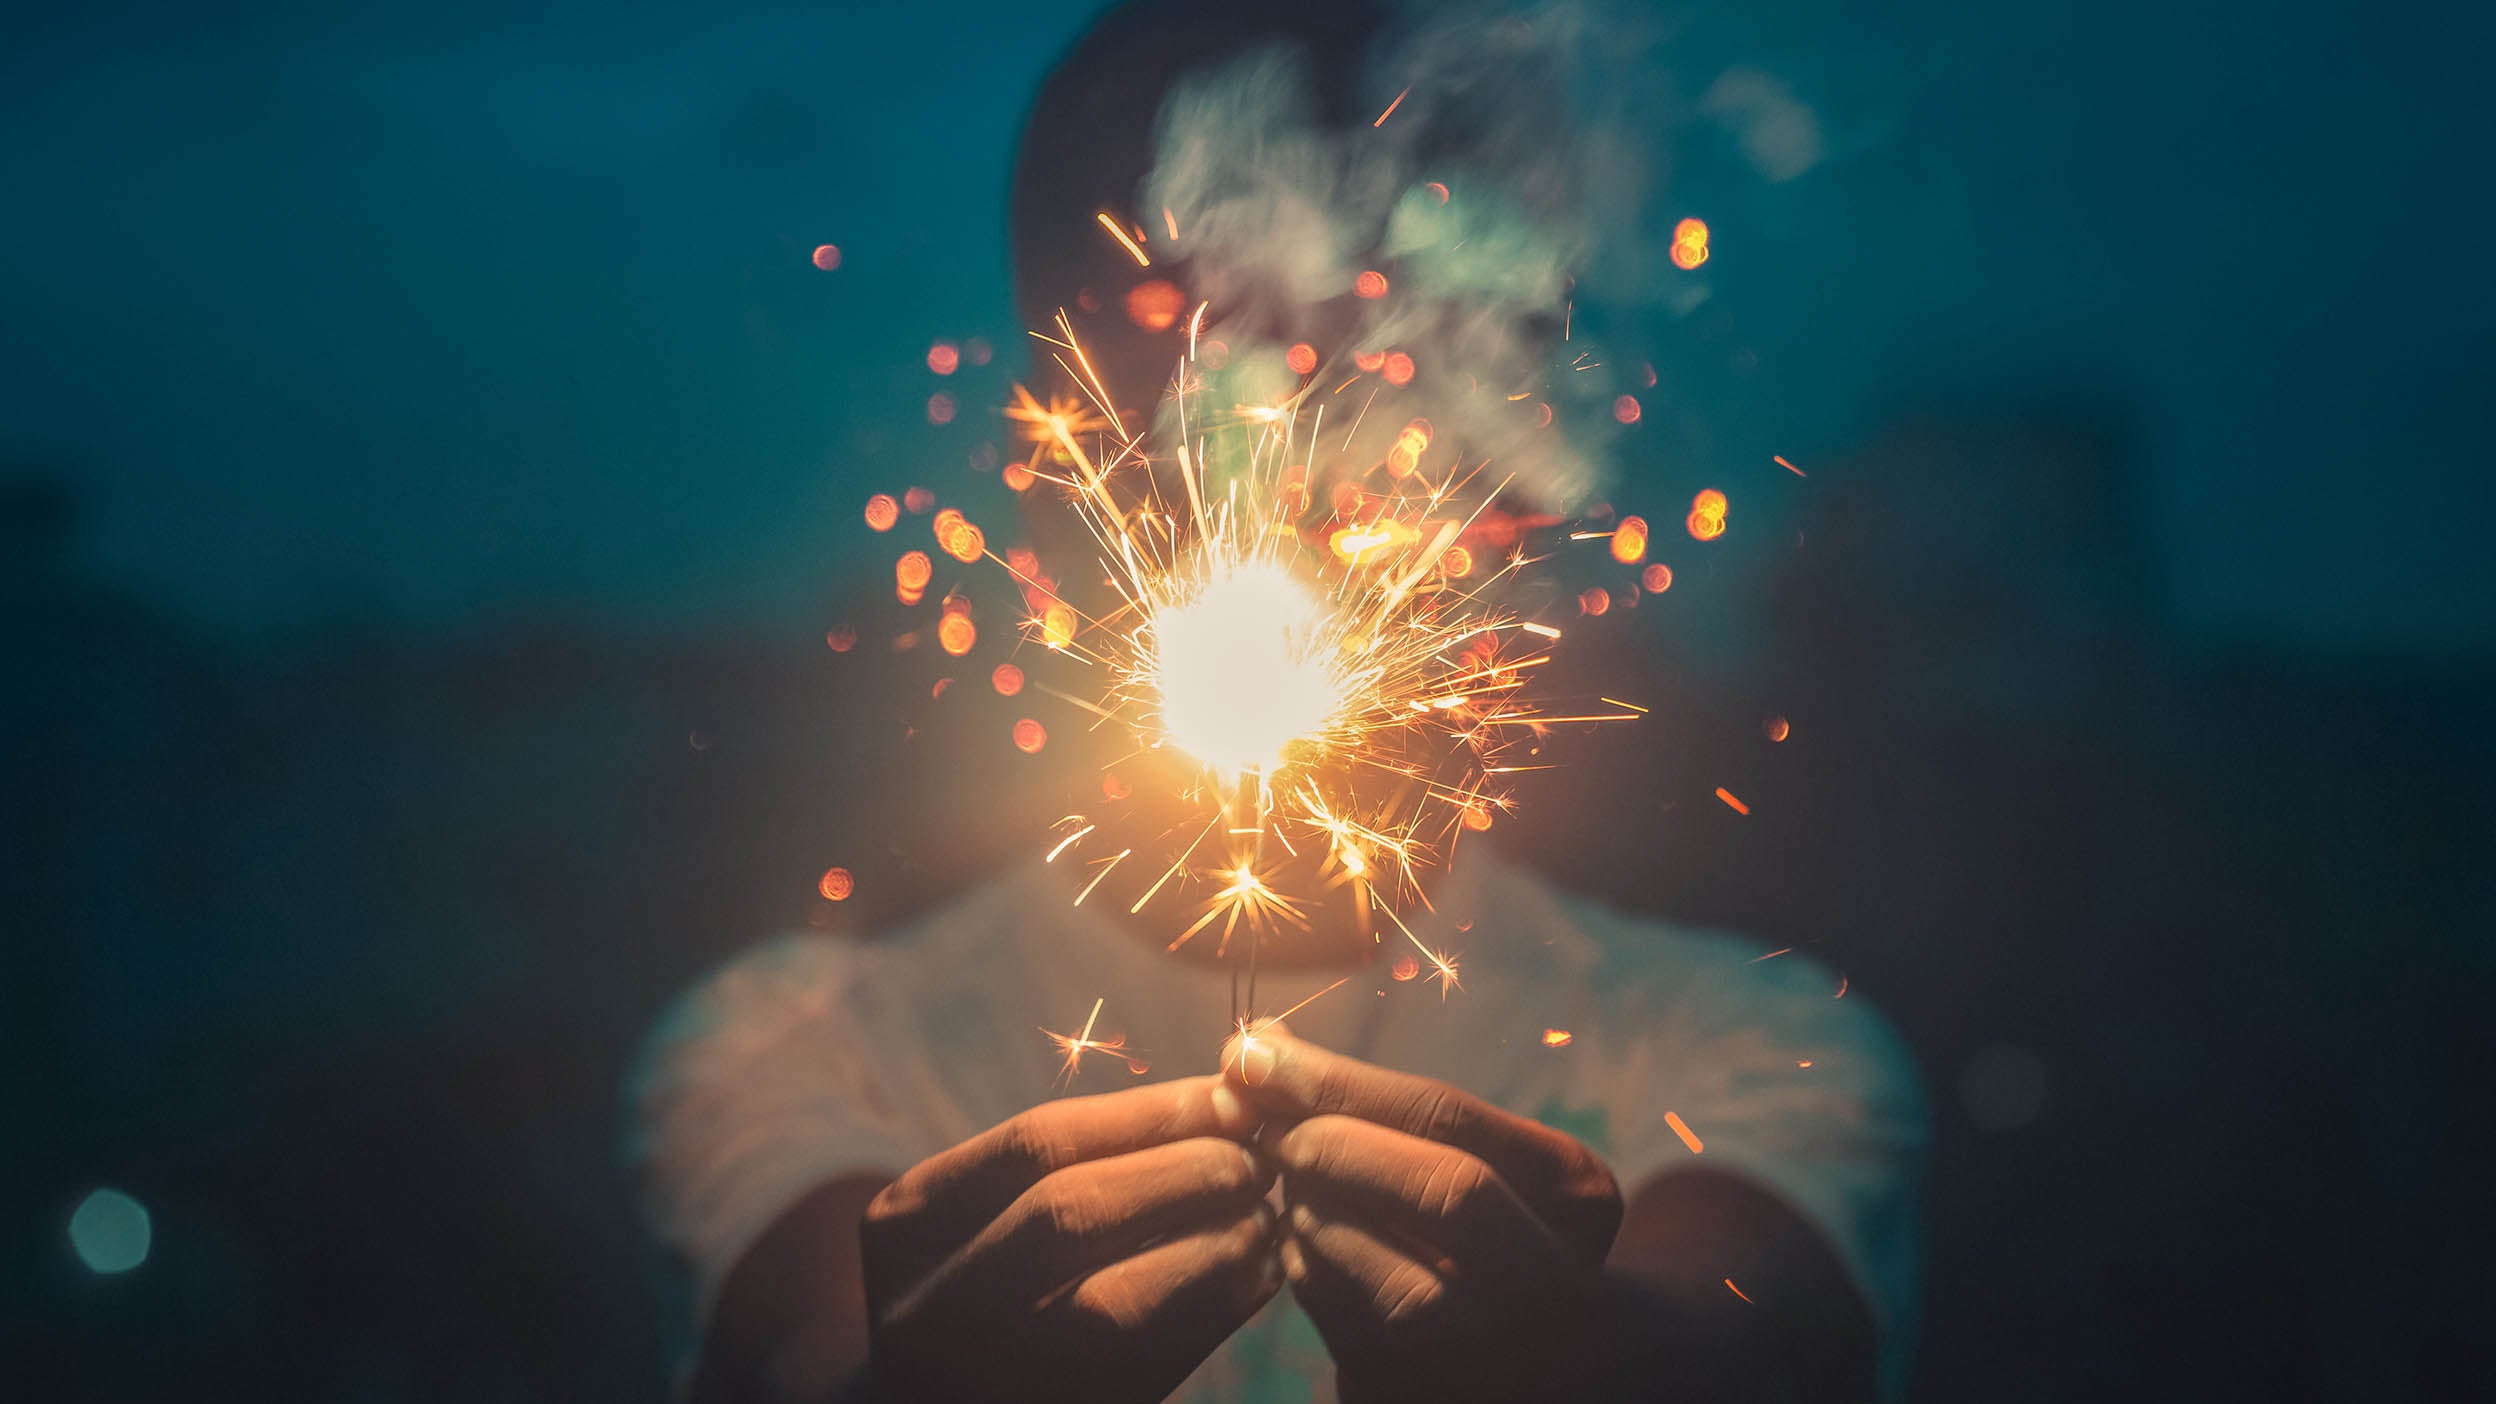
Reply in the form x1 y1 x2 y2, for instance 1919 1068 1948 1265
1715 787 1749 815
1775 454 1806 476
1229 977 1355 1074
1073 850 1130 906
1373 86 1410 127
1094 211 1151 267
1725 1279 1753 1303
1044 996 1137 1083
1750 947 1792 963
1665 1111 1704 1154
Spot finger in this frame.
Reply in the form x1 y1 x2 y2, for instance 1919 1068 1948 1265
1224 1026 1618 1251
865 1075 1258 1278
1279 1198 1484 1384
954 1136 1272 1306
1046 1205 1283 1400
1270 1114 1573 1288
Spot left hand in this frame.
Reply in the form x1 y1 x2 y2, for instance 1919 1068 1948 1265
1222 1024 1623 1402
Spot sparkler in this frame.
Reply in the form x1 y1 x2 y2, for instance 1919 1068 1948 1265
996 300 1636 1029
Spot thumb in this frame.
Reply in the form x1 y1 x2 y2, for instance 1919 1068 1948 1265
1220 1019 1297 1096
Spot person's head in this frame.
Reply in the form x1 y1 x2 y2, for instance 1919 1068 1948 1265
1009 0 1391 409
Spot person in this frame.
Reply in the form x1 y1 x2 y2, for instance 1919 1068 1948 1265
629 5 1925 1402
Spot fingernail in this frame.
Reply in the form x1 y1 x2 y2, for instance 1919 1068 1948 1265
1238 1036 1279 1087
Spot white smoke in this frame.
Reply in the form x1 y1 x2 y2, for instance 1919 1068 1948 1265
1141 1 1682 509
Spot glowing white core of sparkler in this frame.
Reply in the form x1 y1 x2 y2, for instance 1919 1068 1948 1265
1148 562 1349 777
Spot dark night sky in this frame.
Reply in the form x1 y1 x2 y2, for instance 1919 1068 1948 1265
3 0 2489 647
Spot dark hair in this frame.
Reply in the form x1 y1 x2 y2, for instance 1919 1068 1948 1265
1007 0 1388 392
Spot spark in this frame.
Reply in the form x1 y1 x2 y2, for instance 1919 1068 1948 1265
1665 1111 1704 1154
1095 211 1151 267
1715 787 1749 815
1043 997 1141 1084
1073 850 1131 905
1227 976 1355 1074
1750 947 1793 963
1725 1279 1753 1304
982 304 1630 1043
1373 86 1411 128
1541 1028 1573 1047
1045 824 1096 863
1775 454 1806 477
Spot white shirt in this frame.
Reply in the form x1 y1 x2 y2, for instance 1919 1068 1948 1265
629 846 1927 1400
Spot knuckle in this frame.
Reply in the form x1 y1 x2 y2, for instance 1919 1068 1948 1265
1305 1061 1352 1111
1409 1085 1467 1144
1375 1261 1447 1329
1420 1154 1492 1224
1032 1175 1108 1245
996 1109 1063 1177
1082 1260 1156 1333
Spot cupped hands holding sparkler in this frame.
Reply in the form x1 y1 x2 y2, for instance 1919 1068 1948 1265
1221 1022 1624 1404
853 1076 1277 1403
847 1026 1619 1404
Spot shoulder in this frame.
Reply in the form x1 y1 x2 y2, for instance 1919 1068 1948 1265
1516 866 1916 1090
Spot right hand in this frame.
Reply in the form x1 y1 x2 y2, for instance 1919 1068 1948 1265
859 1075 1281 1403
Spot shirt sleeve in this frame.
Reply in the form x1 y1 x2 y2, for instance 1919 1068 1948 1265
623 934 930 1378
1576 907 1930 1398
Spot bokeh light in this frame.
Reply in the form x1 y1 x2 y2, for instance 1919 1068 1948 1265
1124 279 1185 332
1764 715 1791 743
1354 269 1389 299
938 613 976 655
1611 516 1649 563
991 663 1024 696
864 494 899 532
1613 394 1641 425
1013 718 1048 753
68 1188 150 1275
927 342 960 376
1670 217 1711 270
926 393 956 425
825 624 857 653
1687 488 1729 541
1641 562 1673 593
817 867 855 901
810 244 842 271
1286 342 1318 375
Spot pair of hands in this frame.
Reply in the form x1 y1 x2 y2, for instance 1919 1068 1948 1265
857 1025 1623 1403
